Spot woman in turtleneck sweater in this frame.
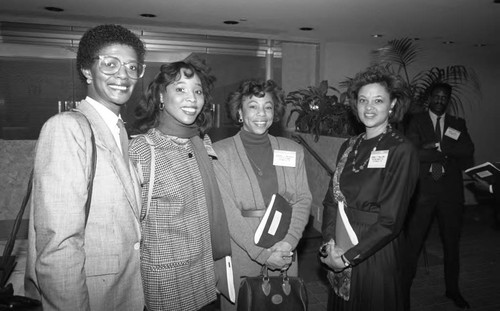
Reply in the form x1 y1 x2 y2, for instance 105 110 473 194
213 79 312 311
129 59 231 311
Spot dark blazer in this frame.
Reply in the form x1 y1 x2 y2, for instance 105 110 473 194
406 112 474 202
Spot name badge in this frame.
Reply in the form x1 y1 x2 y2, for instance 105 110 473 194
367 150 389 168
273 150 296 167
445 127 461 140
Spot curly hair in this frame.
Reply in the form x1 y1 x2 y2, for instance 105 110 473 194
347 66 411 123
76 24 146 83
226 79 285 125
133 58 216 135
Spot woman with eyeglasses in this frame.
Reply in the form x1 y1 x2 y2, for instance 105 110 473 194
129 58 231 311
25 24 147 311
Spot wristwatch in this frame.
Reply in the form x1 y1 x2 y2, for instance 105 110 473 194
341 254 351 267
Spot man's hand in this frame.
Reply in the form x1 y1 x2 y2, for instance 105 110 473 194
473 175 491 193
422 142 439 150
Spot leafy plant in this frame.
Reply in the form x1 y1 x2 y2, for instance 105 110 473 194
370 37 481 116
285 80 359 141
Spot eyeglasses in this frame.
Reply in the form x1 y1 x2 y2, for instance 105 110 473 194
95 55 146 79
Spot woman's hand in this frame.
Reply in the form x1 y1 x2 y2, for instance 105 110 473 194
319 240 346 272
269 241 292 253
265 249 293 270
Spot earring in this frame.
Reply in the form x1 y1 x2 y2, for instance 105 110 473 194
389 109 393 115
159 102 165 111
86 78 92 85
238 116 243 123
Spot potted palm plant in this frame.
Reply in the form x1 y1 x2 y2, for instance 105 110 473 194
368 37 481 117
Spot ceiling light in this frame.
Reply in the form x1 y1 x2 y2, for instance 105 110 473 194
299 27 314 31
223 20 239 25
140 13 156 18
372 34 383 38
44 7 64 12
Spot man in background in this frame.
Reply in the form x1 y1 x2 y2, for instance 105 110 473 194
405 83 474 309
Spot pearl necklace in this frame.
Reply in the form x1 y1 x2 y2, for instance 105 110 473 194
351 125 391 173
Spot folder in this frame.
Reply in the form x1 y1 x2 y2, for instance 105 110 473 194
215 255 236 303
254 193 292 248
465 162 500 184
335 201 358 251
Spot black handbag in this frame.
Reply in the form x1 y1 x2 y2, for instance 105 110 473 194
237 266 308 311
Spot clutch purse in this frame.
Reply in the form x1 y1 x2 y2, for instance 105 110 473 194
327 201 358 301
237 266 308 311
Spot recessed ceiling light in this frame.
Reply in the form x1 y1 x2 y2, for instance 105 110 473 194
140 13 156 18
299 27 314 31
223 20 239 25
372 34 383 38
44 6 64 12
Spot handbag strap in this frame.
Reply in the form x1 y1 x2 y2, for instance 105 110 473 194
261 265 289 279
142 135 155 221
0 112 96 271
82 114 97 225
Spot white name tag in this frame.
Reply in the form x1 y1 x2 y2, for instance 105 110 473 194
445 127 461 140
273 150 296 167
367 150 389 168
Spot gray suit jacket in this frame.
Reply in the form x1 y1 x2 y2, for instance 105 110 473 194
24 100 144 311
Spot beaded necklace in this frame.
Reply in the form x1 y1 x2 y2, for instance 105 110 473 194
351 125 392 173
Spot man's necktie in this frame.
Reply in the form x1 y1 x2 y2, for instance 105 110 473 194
117 119 130 170
431 116 443 180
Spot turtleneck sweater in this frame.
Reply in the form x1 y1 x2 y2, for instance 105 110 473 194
240 129 278 206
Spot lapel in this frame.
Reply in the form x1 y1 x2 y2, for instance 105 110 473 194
75 100 141 220
233 133 266 210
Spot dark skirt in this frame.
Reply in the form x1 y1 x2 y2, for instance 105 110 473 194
327 227 406 310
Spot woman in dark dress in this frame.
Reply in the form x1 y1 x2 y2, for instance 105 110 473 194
320 66 419 311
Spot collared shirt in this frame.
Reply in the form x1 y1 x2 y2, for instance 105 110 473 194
85 96 124 154
429 110 445 141
428 110 446 175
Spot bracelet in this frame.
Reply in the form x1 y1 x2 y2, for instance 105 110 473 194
340 254 351 267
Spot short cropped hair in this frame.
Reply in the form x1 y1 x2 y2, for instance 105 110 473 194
226 79 285 125
76 24 146 83
428 82 452 98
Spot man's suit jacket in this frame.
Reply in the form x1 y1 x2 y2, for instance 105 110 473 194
25 100 144 311
406 112 474 202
